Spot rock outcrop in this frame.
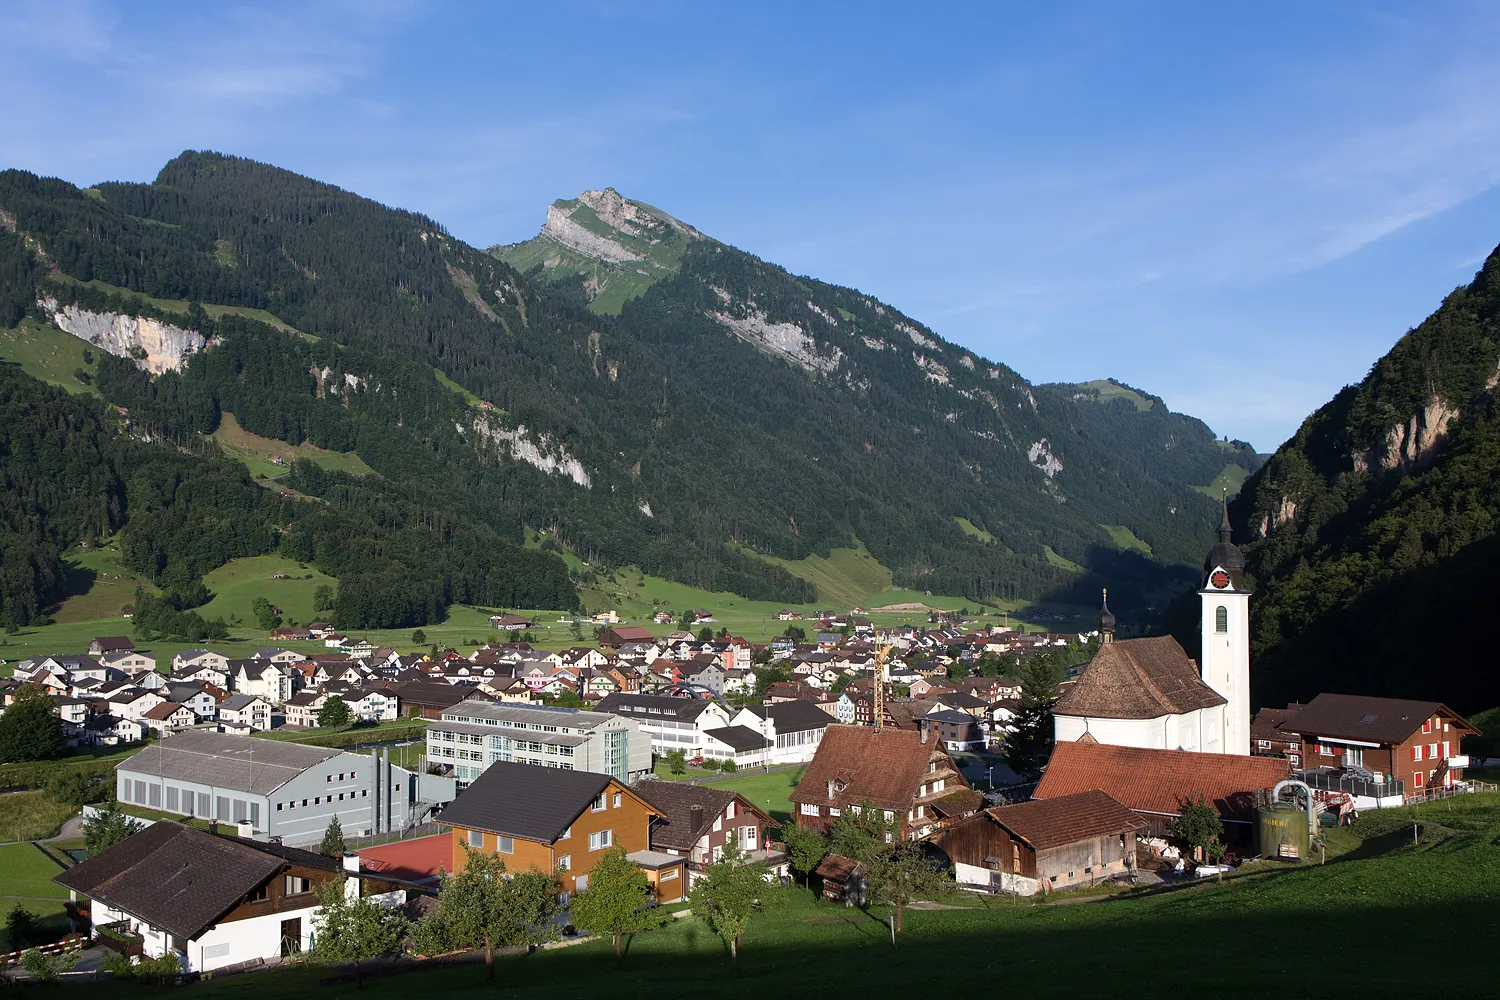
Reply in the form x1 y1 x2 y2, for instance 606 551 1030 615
40 297 205 374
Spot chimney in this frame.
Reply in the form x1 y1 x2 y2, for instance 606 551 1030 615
921 724 929 745
689 804 704 832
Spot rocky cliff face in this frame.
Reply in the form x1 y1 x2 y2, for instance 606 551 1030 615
40 297 205 373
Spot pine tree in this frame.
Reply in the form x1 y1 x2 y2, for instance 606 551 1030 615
319 816 347 857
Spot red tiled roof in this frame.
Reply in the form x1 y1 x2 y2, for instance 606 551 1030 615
1034 741 1290 822
791 725 968 813
355 834 453 883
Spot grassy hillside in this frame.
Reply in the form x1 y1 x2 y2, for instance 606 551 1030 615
211 412 374 481
1099 524 1152 554
0 317 98 393
197 555 339 625
1069 377 1156 410
50 541 156 622
100 793 1500 1000
1192 462 1251 500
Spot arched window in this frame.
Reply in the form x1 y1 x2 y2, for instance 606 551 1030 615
1215 606 1228 634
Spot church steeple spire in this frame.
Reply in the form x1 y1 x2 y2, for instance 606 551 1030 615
1096 588 1115 643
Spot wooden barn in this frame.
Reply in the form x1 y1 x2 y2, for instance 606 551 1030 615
931 790 1144 895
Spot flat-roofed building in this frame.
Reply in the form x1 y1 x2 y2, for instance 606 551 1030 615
426 700 650 787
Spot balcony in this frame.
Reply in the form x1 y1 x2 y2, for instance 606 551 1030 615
1296 767 1404 799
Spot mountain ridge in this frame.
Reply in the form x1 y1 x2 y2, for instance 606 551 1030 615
1 153 1257 629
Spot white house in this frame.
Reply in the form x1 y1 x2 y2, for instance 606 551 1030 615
219 694 272 732
173 650 230 673
54 821 411 974
732 701 831 765
233 660 295 706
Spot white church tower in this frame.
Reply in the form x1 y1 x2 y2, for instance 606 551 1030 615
1200 499 1251 755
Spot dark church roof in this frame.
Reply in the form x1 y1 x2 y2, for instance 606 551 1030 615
1204 499 1247 583
1055 636 1225 720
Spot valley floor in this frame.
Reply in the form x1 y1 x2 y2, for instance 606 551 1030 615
85 794 1500 1000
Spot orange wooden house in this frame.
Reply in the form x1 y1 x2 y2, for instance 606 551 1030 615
437 761 688 902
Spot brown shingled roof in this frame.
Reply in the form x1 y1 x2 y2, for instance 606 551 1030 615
631 781 777 851
1034 741 1289 822
1054 637 1225 720
1273 693 1476 745
984 790 1145 850
790 725 971 814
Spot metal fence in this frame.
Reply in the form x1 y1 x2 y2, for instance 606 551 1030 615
1295 769 1404 799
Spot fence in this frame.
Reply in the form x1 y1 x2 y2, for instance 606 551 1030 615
1404 780 1498 806
0 934 86 968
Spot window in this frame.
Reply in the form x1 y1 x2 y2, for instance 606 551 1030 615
1442 741 1451 759
613 793 622 808
1429 743 1438 759
327 775 333 783
1257 740 1270 750
589 829 613 851
592 793 607 812
557 855 571 872
1413 771 1424 788
199 792 211 816
166 787 179 811
216 796 230 821
468 829 484 848
1215 606 1228 633
497 836 514 854
1422 719 1433 734
1413 745 1423 762
284 876 312 896
248 884 269 902
277 803 284 812
659 868 678 881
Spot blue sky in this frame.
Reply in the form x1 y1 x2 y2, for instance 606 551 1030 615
5 1 1500 450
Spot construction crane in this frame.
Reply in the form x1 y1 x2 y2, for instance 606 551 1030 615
872 643 893 731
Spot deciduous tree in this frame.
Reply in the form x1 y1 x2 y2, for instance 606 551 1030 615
310 878 409 988
567 847 665 965
688 846 776 968
83 801 142 855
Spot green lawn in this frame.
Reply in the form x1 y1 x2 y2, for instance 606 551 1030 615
0 318 98 395
211 412 374 482
954 517 997 544
1099 524 1152 554
197 555 340 628
0 792 78 843
1193 462 1252 500
98 793 1500 1000
702 766 807 827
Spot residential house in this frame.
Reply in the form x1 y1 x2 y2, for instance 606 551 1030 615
933 790 1145 895
345 688 399 722
54 821 413 973
219 693 273 732
88 636 134 657
1270 693 1478 803
251 648 308 666
632 780 783 885
172 662 232 691
732 701 833 765
918 709 986 751
108 687 165 721
231 659 296 706
100 650 158 677
83 714 144 746
489 613 538 631
790 725 982 840
51 694 91 730
283 691 327 728
1250 706 1304 765
142 701 198 736
595 693 733 758
1033 741 1290 846
680 661 725 695
173 650 230 673
438 761 681 901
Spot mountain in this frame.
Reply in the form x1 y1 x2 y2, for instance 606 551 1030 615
1220 243 1500 714
0 153 1255 629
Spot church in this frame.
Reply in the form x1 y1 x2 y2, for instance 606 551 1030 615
1052 505 1252 756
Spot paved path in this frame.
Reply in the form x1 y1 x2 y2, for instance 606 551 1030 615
43 814 85 843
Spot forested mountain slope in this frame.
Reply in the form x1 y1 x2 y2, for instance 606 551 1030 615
1 153 1254 626
1227 244 1500 713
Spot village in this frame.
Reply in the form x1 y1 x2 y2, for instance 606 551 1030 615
0 515 1491 989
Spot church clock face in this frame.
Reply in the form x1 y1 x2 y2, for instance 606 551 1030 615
1210 570 1231 590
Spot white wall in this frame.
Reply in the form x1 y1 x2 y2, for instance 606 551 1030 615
188 903 320 972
